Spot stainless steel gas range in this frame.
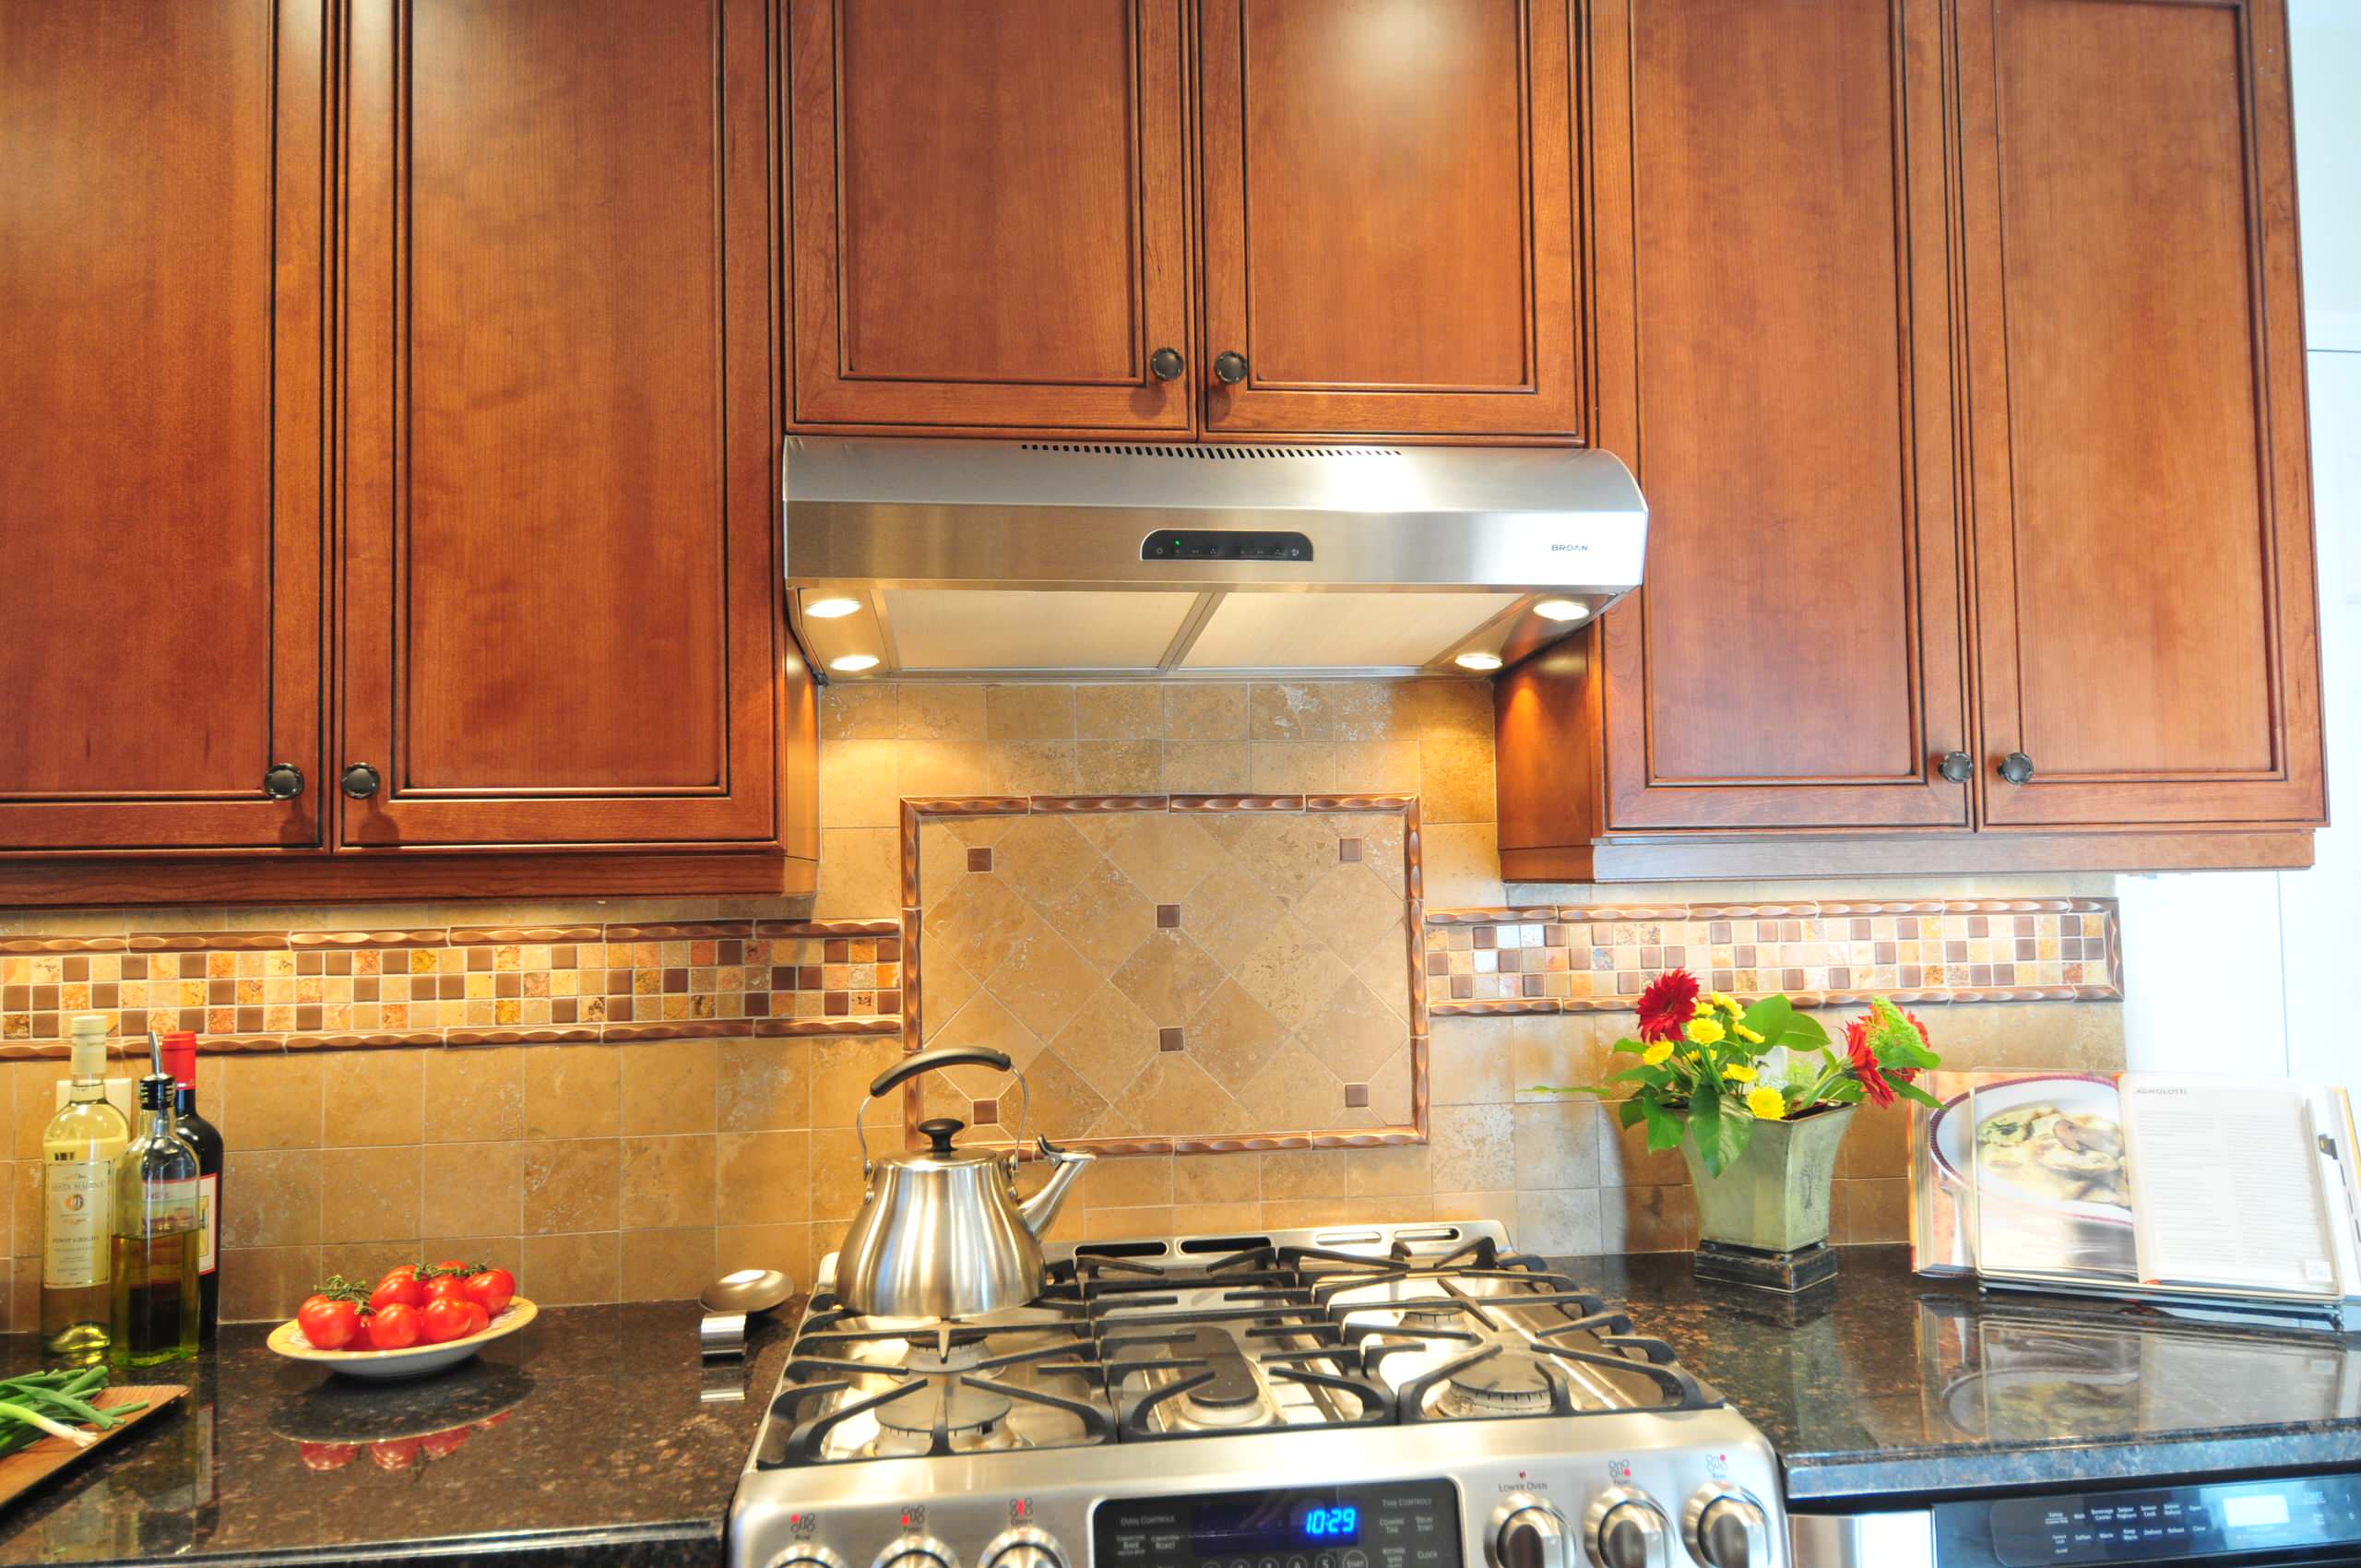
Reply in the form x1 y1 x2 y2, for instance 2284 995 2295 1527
730 1222 1785 1568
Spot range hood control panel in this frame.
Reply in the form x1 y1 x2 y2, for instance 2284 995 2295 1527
1143 530 1312 564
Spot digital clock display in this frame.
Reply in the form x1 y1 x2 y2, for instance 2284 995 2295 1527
1299 1507 1358 1542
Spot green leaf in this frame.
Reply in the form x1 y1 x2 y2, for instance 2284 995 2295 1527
1525 1083 1607 1099
1890 1077 1942 1110
1638 1097 1684 1152
1739 993 1792 1039
1617 1099 1645 1130
1608 1037 1648 1056
1684 1085 1755 1178
1781 1011 1831 1049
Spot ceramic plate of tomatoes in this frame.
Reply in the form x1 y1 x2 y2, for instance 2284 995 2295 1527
270 1262 534 1381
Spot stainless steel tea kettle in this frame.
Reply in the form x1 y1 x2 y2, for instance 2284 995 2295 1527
834 1045 1094 1319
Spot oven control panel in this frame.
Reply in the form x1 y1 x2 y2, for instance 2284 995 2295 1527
1934 1473 2361 1564
1095 1481 1460 1568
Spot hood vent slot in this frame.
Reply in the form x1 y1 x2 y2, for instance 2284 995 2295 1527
1018 442 1404 459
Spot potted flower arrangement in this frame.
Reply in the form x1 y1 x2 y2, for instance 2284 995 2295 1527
1536 968 1941 1276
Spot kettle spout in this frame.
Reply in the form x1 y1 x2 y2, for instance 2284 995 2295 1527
1014 1137 1094 1238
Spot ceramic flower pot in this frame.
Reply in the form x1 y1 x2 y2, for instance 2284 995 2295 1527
1679 1102 1855 1253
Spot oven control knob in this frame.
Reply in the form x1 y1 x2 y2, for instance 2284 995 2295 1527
1682 1485 1770 1568
1489 1493 1569 1568
874 1536 959 1568
982 1527 1064 1568
1582 1490 1669 1568
770 1550 848 1568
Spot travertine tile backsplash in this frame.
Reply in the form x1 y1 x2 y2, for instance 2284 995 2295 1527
0 679 2126 1323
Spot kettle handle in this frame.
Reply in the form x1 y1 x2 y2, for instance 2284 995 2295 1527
867 1045 1013 1099
857 1046 1017 1175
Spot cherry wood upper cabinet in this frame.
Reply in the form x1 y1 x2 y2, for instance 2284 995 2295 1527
1958 0 2324 830
1197 0 1579 439
1583 0 1967 832
342 0 780 849
0 0 326 856
785 0 1195 436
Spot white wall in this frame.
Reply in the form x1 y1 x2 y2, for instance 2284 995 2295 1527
2118 0 2361 1089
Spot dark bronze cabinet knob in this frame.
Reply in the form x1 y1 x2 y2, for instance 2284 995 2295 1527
1148 346 1185 382
1213 350 1249 385
1938 751 1973 784
261 763 304 801
340 762 383 800
1998 752 2035 785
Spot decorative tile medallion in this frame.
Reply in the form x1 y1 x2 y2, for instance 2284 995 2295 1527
1420 897 2124 1016
0 921 902 1054
896 794 1431 1158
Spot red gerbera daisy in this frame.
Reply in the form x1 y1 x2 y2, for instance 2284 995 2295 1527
1635 968 1701 1043
1845 1016 1897 1108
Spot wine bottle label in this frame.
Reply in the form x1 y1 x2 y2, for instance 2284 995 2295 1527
42 1160 113 1288
196 1173 219 1275
138 1177 200 1234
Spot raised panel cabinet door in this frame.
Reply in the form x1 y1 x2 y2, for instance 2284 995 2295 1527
0 0 326 855
1198 0 1579 439
341 0 779 849
1587 0 1969 831
786 0 1195 436
1960 0 2325 828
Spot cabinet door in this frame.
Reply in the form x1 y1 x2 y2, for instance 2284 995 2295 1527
786 0 1195 436
0 0 326 854
1198 0 1579 439
1959 0 2325 828
341 0 778 849
1588 0 1969 830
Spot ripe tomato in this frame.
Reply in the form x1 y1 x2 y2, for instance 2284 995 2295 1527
296 1297 361 1350
369 1277 424 1313
369 1438 419 1471
366 1301 422 1350
428 1257 472 1275
421 1297 478 1344
421 1273 470 1307
461 1267 516 1316
456 1301 489 1337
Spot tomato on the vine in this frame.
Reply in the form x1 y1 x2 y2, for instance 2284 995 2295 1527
421 1297 479 1344
421 1273 470 1308
296 1297 361 1350
366 1302 422 1349
461 1267 516 1316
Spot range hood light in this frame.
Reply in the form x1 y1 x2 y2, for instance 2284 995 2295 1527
828 653 880 673
1453 651 1504 672
804 595 861 620
1534 598 1590 623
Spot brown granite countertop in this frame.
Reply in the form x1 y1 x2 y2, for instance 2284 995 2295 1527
0 1299 800 1566
1551 1244 2361 1503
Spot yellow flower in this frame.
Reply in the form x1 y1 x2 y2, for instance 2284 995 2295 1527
1709 991 1743 1017
1684 1016 1726 1047
1722 1063 1757 1083
1734 1024 1764 1045
1746 1087 1788 1121
1642 1041 1673 1066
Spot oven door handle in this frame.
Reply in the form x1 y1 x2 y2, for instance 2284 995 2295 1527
1787 1510 1934 1568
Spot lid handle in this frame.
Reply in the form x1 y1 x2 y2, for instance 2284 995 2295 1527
917 1117 965 1154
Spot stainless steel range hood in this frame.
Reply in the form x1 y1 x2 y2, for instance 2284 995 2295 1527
782 436 1646 681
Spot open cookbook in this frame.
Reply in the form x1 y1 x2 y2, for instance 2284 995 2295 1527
1911 1071 2361 1330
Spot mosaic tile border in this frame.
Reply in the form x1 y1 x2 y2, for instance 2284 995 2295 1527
0 920 904 1056
1419 897 2123 1016
898 793 1431 1158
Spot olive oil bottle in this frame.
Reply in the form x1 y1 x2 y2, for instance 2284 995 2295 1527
109 1072 201 1368
42 1016 132 1362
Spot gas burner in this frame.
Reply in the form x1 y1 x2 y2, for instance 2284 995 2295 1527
872 1375 1015 1441
900 1337 991 1374
1442 1353 1555 1417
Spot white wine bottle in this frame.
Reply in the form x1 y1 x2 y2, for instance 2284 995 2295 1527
42 1016 132 1362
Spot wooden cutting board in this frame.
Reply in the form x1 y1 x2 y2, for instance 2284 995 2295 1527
0 1384 186 1511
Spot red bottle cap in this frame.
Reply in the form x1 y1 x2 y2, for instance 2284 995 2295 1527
160 1029 200 1088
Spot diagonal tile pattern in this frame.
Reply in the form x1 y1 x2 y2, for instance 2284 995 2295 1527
914 805 1420 1140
